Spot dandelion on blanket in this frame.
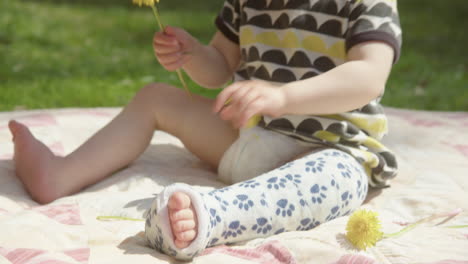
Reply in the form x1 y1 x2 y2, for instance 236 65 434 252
345 209 383 250
345 208 465 251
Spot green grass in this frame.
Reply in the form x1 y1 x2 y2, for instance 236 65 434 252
1 0 467 111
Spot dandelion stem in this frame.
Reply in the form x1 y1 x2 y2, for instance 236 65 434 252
383 221 420 238
150 4 164 32
446 225 468 229
150 4 192 99
383 209 465 239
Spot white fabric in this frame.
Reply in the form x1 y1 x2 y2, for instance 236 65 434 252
218 126 317 184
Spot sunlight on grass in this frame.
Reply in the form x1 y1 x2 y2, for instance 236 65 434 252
0 0 467 111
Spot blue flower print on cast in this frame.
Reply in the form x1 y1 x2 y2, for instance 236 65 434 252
324 150 350 159
188 250 201 258
274 228 285 235
330 177 340 190
267 176 287 190
145 210 153 229
209 208 222 228
353 164 364 175
222 221 247 239
356 180 366 200
260 193 269 207
305 158 326 173
276 199 295 217
210 194 229 211
285 174 302 186
252 217 273 235
297 190 308 207
337 162 352 178
326 205 341 221
208 186 231 196
310 184 328 204
296 218 321 231
340 191 354 208
167 246 178 257
233 194 254 211
150 225 164 251
208 237 219 247
278 161 294 170
239 179 260 189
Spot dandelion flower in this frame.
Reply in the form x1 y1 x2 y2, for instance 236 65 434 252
345 209 383 250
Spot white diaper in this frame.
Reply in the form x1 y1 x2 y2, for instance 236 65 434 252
218 126 321 184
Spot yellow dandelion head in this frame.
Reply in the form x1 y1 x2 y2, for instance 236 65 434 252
132 0 159 7
345 209 383 250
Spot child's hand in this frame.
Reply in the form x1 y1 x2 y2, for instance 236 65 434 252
213 80 286 129
153 26 198 71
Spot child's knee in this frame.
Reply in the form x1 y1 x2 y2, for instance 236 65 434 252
135 82 174 102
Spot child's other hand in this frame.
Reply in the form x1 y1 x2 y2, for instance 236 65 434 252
153 26 198 71
213 80 286 129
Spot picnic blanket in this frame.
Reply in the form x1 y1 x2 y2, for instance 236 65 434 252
0 107 467 264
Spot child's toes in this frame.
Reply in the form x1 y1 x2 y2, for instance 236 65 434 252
172 219 196 233
168 192 191 210
170 208 194 221
167 192 198 249
174 239 190 249
175 229 197 242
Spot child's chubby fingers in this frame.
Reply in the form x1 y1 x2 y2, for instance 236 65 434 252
153 31 178 46
212 82 243 113
156 52 184 65
218 88 252 122
236 100 263 128
153 43 181 55
163 56 191 71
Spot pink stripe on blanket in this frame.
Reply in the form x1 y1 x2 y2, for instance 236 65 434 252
10 114 57 127
201 240 296 264
0 248 45 264
0 247 90 264
67 109 116 118
452 144 468 158
34 203 82 225
444 113 468 120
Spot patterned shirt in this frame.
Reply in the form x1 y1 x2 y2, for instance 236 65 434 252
215 0 402 187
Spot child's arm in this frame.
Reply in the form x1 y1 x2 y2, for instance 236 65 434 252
280 41 394 115
213 42 394 128
153 27 240 89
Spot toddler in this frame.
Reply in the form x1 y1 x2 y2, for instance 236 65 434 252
9 0 401 260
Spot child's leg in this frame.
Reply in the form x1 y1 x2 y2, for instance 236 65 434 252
146 148 369 260
9 83 238 204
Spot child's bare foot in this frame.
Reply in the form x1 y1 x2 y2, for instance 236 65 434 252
168 192 198 248
8 120 64 204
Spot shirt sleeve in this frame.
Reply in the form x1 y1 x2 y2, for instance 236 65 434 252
346 0 403 63
215 0 241 44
